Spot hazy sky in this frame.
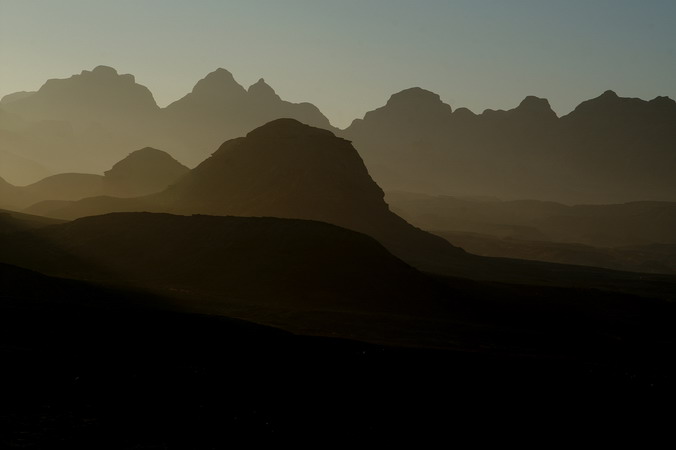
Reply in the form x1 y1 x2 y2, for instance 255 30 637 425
1 0 675 128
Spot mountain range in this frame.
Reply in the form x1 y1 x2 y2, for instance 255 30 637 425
2 66 675 205
2 67 676 441
342 88 676 204
0 66 333 176
17 119 676 302
25 119 467 274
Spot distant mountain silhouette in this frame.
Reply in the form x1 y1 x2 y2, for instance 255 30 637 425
0 147 187 210
0 66 160 173
161 69 336 165
0 66 335 173
1 66 159 126
388 191 676 273
343 89 676 203
5 67 675 203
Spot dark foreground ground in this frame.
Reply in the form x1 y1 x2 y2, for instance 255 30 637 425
1 264 675 446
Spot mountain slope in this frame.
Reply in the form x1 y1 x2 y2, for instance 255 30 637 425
0 208 63 234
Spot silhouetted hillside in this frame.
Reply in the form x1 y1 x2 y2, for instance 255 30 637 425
0 147 188 210
0 66 160 173
5 68 675 204
102 147 189 195
36 119 466 272
0 208 63 234
25 120 676 293
153 119 467 271
0 212 441 313
343 89 676 203
1 66 159 126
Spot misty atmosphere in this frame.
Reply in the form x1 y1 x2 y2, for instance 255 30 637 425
1 1 676 445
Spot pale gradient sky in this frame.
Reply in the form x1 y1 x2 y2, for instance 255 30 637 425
1 0 675 128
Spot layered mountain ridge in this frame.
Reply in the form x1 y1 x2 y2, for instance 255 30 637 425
343 88 676 203
0 66 335 176
30 119 466 273
0 147 188 210
2 65 675 203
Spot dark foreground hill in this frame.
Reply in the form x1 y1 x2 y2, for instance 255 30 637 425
0 208 63 234
1 211 675 349
2 249 676 443
0 212 445 320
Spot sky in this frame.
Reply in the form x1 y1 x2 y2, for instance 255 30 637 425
1 0 675 128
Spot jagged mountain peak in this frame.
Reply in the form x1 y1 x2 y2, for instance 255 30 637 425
248 78 280 101
191 68 247 98
88 65 119 77
386 87 447 109
514 96 558 119
246 118 335 139
566 89 676 121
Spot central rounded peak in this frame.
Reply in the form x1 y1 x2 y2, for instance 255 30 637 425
387 87 443 106
192 68 246 97
248 78 279 100
206 67 235 80
515 96 557 118
246 118 336 139
91 65 119 76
